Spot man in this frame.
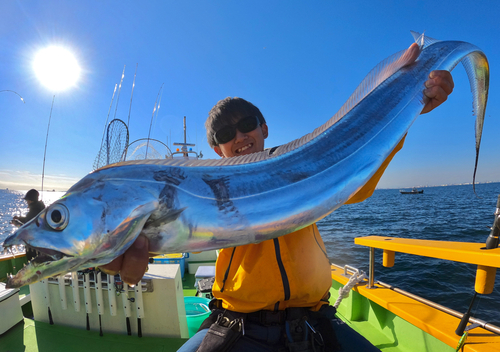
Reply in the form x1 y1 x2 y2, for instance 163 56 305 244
102 45 454 351
11 189 45 227
11 189 45 262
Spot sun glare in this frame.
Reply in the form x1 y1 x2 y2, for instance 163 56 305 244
33 46 80 91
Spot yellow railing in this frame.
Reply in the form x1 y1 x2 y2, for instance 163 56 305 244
354 236 500 294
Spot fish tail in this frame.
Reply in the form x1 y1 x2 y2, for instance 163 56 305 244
462 52 489 195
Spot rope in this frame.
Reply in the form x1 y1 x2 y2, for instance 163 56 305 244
333 270 367 309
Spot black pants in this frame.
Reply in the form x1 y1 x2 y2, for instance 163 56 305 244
192 305 380 352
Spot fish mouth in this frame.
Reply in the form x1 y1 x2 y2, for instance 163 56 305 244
3 242 73 277
4 244 76 289
24 242 74 265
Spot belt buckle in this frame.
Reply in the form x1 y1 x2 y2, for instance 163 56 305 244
208 298 222 310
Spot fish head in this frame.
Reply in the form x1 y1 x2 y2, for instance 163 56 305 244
2 172 158 288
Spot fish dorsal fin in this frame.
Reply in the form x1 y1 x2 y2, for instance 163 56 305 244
269 39 422 157
410 31 440 49
107 39 424 165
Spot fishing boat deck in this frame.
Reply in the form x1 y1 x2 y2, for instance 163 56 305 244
1 271 200 352
331 266 500 351
2 318 187 352
2 252 500 352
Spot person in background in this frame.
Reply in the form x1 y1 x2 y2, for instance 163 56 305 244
102 44 454 351
11 189 46 227
11 189 45 261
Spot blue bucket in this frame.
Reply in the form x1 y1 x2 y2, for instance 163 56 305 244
184 296 211 337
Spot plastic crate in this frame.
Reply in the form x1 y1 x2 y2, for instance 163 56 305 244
152 253 188 278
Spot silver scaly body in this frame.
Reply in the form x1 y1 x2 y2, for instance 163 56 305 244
3 33 489 288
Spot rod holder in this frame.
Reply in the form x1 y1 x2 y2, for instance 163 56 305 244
383 250 395 267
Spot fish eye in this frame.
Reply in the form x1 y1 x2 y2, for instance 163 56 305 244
46 204 70 231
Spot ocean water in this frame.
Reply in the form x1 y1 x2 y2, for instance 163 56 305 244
319 182 500 326
0 185 499 325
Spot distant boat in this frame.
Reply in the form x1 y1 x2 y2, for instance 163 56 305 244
400 187 423 194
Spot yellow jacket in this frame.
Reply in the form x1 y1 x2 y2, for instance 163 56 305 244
212 137 406 313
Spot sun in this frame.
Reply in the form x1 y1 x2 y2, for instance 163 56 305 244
33 46 80 91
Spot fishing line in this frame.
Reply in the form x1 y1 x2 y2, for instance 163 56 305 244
473 294 483 317
41 95 55 197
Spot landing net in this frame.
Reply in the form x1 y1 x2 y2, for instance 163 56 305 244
125 138 172 161
93 119 129 170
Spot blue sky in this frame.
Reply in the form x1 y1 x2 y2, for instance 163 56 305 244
0 1 499 191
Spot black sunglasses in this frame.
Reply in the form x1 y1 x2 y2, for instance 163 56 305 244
213 116 262 145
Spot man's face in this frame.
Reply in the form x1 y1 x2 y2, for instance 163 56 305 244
214 118 268 158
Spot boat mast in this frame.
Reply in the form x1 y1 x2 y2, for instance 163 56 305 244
173 116 195 158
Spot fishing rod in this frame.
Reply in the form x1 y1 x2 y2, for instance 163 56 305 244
145 84 164 159
485 195 500 249
95 84 118 168
122 64 138 162
113 65 126 121
41 95 55 196
152 86 163 135
455 194 500 336
126 64 138 128
107 66 126 165
0 90 25 103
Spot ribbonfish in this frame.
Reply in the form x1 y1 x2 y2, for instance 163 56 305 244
3 33 489 288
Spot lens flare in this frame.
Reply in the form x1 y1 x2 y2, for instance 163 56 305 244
33 46 80 91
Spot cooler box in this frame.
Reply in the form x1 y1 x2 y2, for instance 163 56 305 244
195 266 215 283
187 250 218 274
152 253 188 278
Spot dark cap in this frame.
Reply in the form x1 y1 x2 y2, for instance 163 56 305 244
24 189 39 201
